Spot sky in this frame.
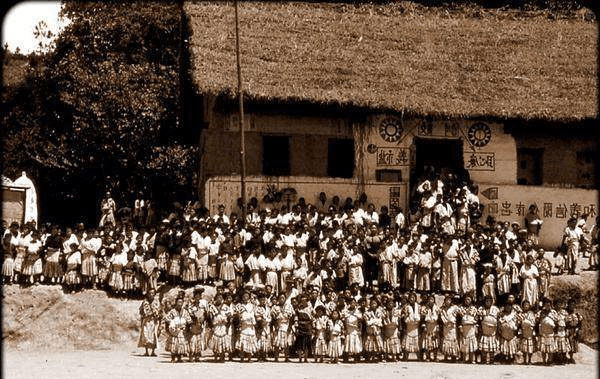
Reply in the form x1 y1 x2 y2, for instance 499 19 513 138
2 1 65 54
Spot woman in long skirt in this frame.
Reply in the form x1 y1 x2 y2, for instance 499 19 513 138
554 299 571 364
138 288 161 356
519 255 539 307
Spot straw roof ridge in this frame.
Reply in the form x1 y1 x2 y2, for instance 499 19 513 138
185 1 598 121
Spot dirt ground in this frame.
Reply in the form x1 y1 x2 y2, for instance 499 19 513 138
3 345 598 379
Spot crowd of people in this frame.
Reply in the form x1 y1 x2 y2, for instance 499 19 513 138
2 169 598 366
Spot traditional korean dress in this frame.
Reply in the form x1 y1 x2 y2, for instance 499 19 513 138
481 272 496 304
459 246 478 295
496 254 513 296
219 252 237 282
441 240 460 293
13 233 30 274
535 257 552 300
263 256 281 294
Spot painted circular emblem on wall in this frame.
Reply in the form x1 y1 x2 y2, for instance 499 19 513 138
366 144 378 154
379 117 403 143
467 122 492 147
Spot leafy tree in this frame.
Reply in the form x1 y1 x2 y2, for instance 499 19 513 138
2 1 198 225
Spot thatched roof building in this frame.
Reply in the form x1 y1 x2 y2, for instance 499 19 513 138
185 1 597 121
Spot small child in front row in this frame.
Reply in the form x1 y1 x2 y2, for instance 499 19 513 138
64 243 82 293
313 305 329 362
517 300 537 365
327 309 344 363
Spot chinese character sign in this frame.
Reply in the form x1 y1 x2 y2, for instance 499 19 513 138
465 152 495 171
377 148 410 167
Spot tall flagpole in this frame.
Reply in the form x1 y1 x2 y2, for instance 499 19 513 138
234 0 246 222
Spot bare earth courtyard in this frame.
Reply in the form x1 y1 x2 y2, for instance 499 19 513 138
3 345 598 379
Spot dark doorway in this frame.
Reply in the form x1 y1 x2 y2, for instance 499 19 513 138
263 135 291 176
328 138 354 178
413 137 464 186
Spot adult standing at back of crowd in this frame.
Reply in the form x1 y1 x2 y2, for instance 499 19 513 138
99 191 116 227
562 217 583 275
524 204 543 246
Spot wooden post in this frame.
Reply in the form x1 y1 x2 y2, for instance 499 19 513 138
234 0 246 222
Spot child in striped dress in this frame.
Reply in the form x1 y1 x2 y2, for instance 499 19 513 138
327 309 344 363
343 297 363 362
440 295 460 362
537 298 557 365
64 244 82 293
313 305 329 362
420 294 440 362
478 295 499 364
517 300 537 365
236 292 257 362
402 292 421 361
208 293 232 362
498 301 519 363
364 298 384 362
254 294 272 361
219 243 237 285
458 293 478 364
554 299 571 364
566 299 582 364
271 293 294 362
382 298 402 362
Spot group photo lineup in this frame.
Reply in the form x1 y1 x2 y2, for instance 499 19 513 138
2 0 598 378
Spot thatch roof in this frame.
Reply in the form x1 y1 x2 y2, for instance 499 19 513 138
185 1 597 121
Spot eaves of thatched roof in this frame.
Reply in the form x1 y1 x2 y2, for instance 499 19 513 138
185 1 598 121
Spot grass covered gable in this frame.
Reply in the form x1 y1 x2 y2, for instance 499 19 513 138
185 1 597 121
